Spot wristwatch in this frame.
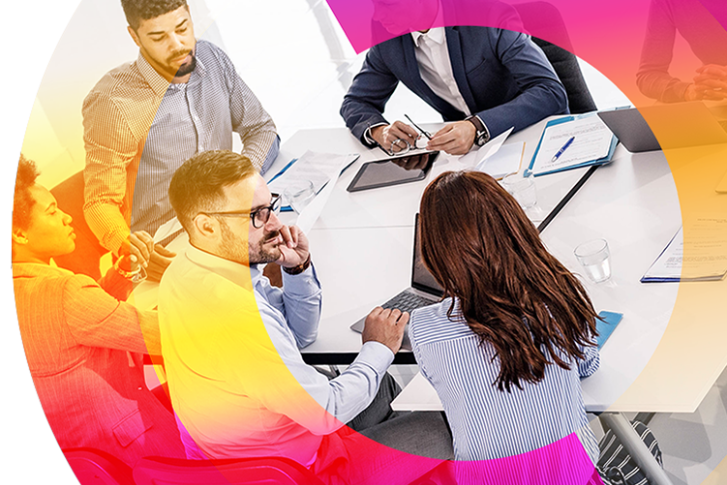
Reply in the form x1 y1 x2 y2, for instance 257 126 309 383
465 115 490 147
283 254 312 275
114 258 147 284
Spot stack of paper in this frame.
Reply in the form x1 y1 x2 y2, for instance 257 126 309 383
642 216 727 282
267 151 358 203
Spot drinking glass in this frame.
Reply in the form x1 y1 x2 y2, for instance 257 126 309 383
283 180 316 214
500 174 543 222
574 239 612 283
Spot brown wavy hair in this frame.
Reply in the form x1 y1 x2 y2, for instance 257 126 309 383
419 171 598 392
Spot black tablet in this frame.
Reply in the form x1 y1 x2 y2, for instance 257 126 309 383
346 151 439 192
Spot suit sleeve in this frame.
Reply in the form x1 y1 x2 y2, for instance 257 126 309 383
475 29 569 138
63 274 161 355
340 47 401 146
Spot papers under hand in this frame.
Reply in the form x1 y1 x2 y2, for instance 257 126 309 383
472 127 514 167
641 217 727 282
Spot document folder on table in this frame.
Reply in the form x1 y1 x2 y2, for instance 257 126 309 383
641 220 727 283
525 114 618 177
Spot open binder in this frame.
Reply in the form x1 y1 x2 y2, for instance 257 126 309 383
525 113 618 177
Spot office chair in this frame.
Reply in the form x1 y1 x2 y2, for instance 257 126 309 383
133 456 327 485
514 1 598 114
51 171 107 280
64 448 135 485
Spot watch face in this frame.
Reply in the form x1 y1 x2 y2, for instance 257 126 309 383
477 133 487 146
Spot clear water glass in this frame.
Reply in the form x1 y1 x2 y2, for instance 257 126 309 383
500 174 543 222
574 239 612 283
283 180 316 214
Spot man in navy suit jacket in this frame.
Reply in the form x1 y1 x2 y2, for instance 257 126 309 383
341 1 568 156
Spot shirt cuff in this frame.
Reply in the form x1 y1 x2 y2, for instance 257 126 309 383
363 122 389 146
355 341 395 375
281 262 320 296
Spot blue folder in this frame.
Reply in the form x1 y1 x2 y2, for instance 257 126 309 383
596 311 623 349
525 114 618 177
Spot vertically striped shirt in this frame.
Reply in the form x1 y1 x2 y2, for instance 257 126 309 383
409 298 600 466
82 40 279 253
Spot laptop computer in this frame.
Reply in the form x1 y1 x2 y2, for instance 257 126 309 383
350 214 444 350
597 102 727 152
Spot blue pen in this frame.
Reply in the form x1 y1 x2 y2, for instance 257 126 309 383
551 136 575 163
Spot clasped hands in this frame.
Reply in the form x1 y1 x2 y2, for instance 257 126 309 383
119 231 176 282
685 64 727 101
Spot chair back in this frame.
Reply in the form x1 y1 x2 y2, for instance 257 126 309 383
133 456 327 485
64 448 134 485
514 1 598 114
50 171 107 279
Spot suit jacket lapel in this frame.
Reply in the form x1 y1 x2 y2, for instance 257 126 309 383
445 27 477 114
401 33 462 119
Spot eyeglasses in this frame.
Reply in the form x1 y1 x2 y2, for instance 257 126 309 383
200 194 281 228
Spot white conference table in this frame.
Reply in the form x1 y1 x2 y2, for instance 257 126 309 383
266 118 727 485
266 119 596 363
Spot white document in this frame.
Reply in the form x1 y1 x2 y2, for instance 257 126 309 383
531 116 613 175
295 155 353 233
267 151 358 196
476 141 524 179
469 126 514 168
642 217 727 282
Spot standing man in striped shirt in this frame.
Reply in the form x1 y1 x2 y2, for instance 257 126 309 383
83 0 279 281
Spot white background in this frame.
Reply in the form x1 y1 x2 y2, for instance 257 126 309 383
2 3 82 483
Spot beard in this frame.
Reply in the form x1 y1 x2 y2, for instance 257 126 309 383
174 53 197 78
218 220 281 265
164 48 197 78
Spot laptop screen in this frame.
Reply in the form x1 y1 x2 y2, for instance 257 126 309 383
411 214 445 296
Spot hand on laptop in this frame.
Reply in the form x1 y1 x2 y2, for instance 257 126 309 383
362 307 409 354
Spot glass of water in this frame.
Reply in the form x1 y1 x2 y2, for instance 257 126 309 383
283 180 316 214
574 239 612 283
500 174 544 222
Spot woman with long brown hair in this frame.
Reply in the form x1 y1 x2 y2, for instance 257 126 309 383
410 170 601 476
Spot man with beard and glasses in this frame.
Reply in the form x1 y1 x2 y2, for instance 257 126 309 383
159 150 452 483
82 0 279 282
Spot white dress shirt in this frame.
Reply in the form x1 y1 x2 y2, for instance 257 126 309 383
158 246 394 464
411 28 471 117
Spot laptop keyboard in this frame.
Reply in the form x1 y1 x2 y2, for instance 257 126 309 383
381 290 438 313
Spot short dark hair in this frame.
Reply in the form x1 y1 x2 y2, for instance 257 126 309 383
13 155 40 230
169 150 257 232
121 0 188 30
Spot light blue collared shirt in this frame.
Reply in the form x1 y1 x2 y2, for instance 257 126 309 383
159 246 394 463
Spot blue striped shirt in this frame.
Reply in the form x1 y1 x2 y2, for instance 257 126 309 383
409 297 600 464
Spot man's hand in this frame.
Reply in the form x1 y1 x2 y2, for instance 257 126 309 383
146 244 176 282
119 231 154 269
362 307 409 354
371 121 420 152
687 64 727 101
277 225 310 268
427 120 476 155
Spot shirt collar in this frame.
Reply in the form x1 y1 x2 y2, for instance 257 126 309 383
411 26 445 47
185 245 257 290
136 52 172 97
